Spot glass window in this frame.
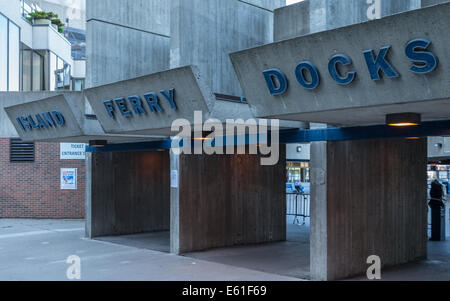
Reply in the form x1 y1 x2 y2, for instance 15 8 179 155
73 79 84 91
0 15 7 91
49 52 57 91
32 51 43 91
22 50 32 91
8 22 20 91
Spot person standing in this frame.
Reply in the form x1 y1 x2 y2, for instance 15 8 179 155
429 179 445 241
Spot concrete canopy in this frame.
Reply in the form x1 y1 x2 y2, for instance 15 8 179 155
84 66 216 136
4 65 276 143
230 3 450 127
5 94 84 142
3 92 164 143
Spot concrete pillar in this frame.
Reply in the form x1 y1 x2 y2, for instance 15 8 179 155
170 146 287 254
85 152 93 238
310 138 428 280
86 151 170 238
310 141 328 280
170 151 181 254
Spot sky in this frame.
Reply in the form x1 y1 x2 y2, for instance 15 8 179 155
287 0 303 5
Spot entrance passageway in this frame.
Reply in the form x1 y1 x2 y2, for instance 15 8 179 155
183 217 311 280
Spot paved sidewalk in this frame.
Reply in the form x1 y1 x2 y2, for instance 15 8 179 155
0 219 299 281
1 219 449 281
348 239 450 281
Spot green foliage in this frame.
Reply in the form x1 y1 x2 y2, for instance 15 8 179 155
27 11 49 20
27 11 65 34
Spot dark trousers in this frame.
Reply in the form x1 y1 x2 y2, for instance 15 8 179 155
430 204 443 241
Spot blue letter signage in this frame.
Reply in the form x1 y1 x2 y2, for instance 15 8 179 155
363 46 400 80
16 111 66 131
263 69 288 95
295 61 320 90
104 89 177 120
328 54 356 85
405 38 438 74
263 38 439 95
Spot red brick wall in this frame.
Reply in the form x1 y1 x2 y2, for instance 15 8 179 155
0 139 85 219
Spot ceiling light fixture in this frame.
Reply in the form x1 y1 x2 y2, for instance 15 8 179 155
89 140 108 147
386 113 421 127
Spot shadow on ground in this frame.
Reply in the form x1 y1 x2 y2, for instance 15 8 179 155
183 218 311 280
96 231 170 253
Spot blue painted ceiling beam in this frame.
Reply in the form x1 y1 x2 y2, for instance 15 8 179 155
280 119 450 143
86 119 450 153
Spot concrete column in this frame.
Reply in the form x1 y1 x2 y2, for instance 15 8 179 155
310 138 428 280
170 151 181 254
85 152 93 238
170 146 287 254
86 151 170 238
310 141 328 280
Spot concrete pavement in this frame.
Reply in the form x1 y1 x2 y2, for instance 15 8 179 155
0 219 299 281
1 219 449 281
348 240 450 281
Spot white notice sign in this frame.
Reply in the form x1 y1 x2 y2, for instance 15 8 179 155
60 143 86 160
61 168 78 190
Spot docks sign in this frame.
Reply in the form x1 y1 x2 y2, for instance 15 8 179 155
229 3 450 126
263 38 438 95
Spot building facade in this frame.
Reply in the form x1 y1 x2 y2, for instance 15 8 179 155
0 0 86 219
1 0 450 281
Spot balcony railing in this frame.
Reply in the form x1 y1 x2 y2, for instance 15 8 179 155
21 0 41 20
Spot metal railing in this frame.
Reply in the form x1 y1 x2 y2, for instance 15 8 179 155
287 193 310 225
21 0 36 19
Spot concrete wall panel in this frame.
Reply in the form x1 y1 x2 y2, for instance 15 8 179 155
86 0 171 88
275 0 425 41
428 137 450 160
422 0 450 6
88 151 170 237
239 0 285 11
86 0 170 35
170 0 277 96
171 146 287 254
86 20 170 88
313 138 428 280
274 0 310 41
